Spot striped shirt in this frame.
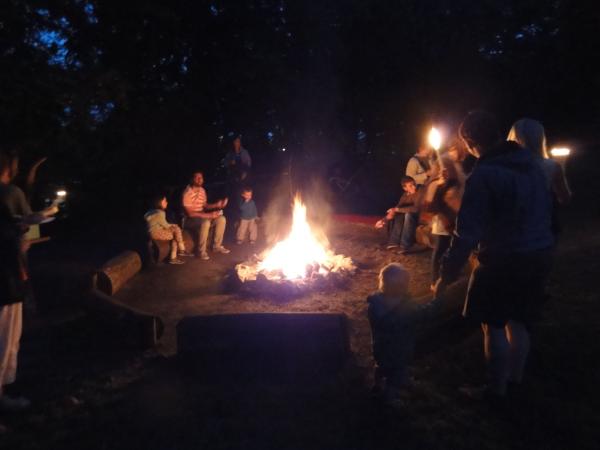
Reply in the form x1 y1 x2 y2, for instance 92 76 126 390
182 185 207 214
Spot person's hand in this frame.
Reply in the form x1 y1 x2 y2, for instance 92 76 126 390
375 219 385 229
211 211 221 219
43 205 59 217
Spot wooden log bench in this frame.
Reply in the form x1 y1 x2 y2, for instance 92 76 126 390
85 250 164 348
147 228 196 264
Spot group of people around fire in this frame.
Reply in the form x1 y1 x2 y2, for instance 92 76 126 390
368 111 571 407
0 111 571 425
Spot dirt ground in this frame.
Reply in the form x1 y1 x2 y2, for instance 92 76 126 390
2 219 600 450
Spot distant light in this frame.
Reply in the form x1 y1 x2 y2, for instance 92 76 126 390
56 190 67 197
550 147 571 157
281 148 286 152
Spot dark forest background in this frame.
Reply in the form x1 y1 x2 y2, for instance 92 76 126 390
1 0 599 216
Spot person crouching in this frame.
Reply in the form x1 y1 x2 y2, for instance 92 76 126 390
145 194 193 264
367 263 437 405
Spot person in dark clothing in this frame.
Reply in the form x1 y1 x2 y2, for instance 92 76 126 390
367 263 438 406
433 111 554 400
375 176 423 252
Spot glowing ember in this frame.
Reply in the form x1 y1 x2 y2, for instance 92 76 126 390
236 194 355 282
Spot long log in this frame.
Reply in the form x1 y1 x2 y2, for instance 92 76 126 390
95 250 142 296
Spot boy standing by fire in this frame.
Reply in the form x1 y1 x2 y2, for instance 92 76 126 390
236 187 258 245
367 263 438 406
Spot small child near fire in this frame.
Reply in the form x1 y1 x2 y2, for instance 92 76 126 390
367 263 438 405
144 194 193 264
236 187 258 244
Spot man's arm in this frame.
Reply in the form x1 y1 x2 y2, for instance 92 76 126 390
439 169 490 284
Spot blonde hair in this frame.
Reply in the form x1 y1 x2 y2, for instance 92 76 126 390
378 263 410 294
507 118 549 159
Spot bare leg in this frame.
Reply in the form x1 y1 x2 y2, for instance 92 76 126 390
506 320 530 384
482 323 510 395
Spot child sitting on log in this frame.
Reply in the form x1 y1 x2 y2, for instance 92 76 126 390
367 263 438 406
236 187 258 245
145 194 193 264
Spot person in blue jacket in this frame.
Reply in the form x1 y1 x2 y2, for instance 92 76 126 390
434 111 554 400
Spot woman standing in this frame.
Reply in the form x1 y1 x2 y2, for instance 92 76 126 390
508 118 572 234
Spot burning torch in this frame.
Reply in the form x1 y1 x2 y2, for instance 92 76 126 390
428 127 444 172
550 147 571 168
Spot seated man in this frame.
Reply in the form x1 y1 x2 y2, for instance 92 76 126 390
376 176 423 253
182 171 230 260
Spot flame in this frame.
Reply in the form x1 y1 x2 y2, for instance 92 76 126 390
258 195 330 279
428 127 442 151
235 194 355 282
550 147 570 157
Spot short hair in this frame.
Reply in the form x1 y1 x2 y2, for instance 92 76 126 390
507 118 548 158
378 263 410 293
150 193 166 209
401 176 416 186
459 110 501 149
190 170 203 180
241 186 253 193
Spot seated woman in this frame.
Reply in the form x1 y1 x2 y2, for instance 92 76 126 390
145 194 193 264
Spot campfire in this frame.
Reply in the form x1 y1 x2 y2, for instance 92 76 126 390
235 194 355 294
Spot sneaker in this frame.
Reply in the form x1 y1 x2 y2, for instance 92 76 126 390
386 244 399 250
198 252 210 260
0 395 31 412
236 241 243 245
249 241 256 245
178 250 194 257
168 258 185 265
213 246 230 254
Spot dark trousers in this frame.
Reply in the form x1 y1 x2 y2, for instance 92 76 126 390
431 234 452 283
388 212 418 249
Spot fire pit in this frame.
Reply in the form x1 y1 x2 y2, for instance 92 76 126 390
233 195 356 298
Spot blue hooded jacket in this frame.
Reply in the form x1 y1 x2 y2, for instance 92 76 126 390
441 141 554 281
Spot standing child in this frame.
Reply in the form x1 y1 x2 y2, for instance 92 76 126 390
367 263 438 406
145 194 192 264
236 187 258 245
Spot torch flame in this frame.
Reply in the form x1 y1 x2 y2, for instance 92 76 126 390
550 147 570 157
428 127 442 151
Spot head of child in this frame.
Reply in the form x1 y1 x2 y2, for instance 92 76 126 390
379 263 410 299
401 176 417 195
241 187 253 202
153 194 168 210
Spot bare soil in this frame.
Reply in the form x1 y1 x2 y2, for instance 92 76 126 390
2 219 599 450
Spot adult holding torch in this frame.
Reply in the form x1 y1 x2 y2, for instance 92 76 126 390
434 111 554 401
0 149 58 415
